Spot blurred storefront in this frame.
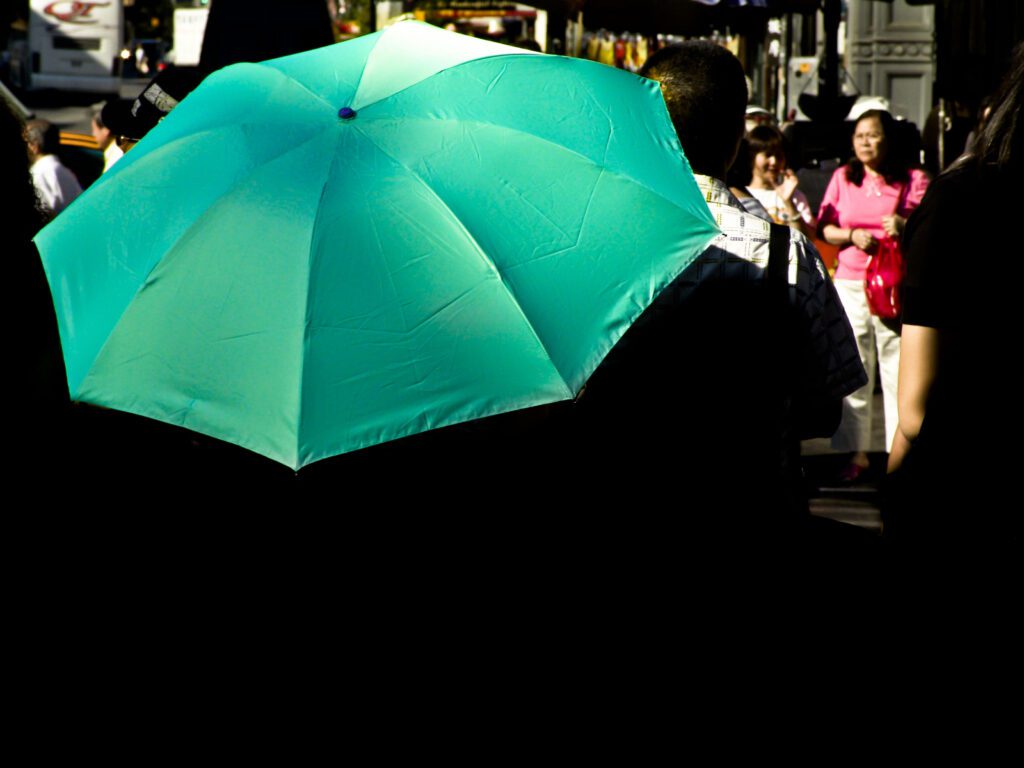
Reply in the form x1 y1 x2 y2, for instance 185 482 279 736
373 3 547 48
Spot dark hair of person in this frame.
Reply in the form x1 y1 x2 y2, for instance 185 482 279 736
726 137 754 188
844 109 911 187
24 118 62 156
747 124 787 165
972 41 1024 172
640 41 748 177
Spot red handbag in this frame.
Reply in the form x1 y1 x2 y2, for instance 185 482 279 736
864 235 905 319
864 180 908 320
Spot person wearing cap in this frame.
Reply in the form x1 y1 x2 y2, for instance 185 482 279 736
24 119 82 215
745 105 776 134
102 66 207 151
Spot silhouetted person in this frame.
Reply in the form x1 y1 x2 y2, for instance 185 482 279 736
887 43 1024 560
91 104 123 173
199 0 335 72
101 67 208 150
577 42 866 534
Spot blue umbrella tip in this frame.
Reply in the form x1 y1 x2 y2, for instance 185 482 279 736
338 107 357 120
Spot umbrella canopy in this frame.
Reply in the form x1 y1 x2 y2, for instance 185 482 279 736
36 21 718 470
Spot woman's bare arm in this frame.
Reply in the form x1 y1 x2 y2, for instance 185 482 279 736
888 323 940 471
822 223 875 251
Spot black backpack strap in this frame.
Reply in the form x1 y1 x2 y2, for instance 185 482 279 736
767 221 790 295
766 221 808 514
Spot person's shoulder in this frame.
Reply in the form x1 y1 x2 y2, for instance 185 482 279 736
737 193 772 220
31 154 56 171
784 227 831 284
928 161 981 193
746 184 774 203
826 165 849 184
785 226 818 259
907 166 931 190
818 166 849 206
911 162 980 215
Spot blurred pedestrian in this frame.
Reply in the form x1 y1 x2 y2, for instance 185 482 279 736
100 67 207 151
886 43 1024 555
92 103 124 173
817 110 930 481
744 104 775 134
25 119 82 214
744 124 817 240
2 97 47 243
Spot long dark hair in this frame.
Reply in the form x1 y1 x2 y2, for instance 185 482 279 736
972 41 1024 172
845 109 911 187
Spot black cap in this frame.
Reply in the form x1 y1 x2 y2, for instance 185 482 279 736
103 66 207 141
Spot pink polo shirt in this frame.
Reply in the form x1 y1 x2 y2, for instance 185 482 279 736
817 166 930 280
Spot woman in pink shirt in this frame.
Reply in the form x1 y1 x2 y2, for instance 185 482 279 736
818 110 929 481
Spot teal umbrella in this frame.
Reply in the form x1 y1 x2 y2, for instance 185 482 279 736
36 21 718 470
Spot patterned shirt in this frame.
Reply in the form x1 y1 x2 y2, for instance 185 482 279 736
657 175 867 401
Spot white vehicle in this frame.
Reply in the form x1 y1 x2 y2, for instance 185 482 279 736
23 0 124 93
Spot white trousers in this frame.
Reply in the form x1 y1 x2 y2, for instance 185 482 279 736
832 278 901 453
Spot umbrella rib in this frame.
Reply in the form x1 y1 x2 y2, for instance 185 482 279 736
295 138 344 466
343 38 376 112
129 127 335 284
253 61 339 113
350 123 575 398
348 53 539 113
357 116 702 222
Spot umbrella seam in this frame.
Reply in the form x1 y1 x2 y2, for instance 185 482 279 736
295 132 344 469
253 61 340 114
351 116 708 224
345 32 377 112
350 123 575 400
350 53 540 112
